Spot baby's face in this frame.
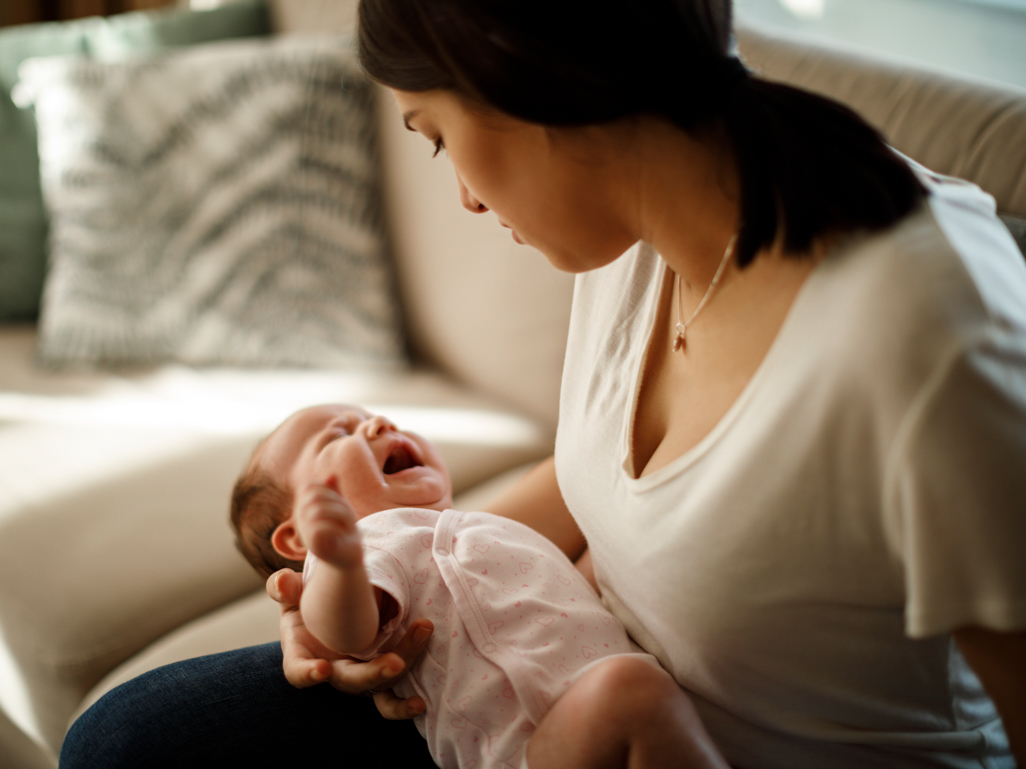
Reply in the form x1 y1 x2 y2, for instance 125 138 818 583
258 404 452 519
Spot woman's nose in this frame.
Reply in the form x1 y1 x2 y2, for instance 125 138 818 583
363 415 397 438
458 177 488 214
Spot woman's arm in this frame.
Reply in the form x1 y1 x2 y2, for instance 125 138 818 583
954 626 1026 764
483 455 587 562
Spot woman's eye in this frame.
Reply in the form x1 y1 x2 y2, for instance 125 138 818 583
432 138 444 158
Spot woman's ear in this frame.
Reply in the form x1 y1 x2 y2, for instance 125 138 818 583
271 520 306 561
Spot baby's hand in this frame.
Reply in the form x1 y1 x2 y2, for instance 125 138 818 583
296 476 364 569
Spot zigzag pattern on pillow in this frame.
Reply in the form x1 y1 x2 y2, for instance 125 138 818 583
22 37 405 369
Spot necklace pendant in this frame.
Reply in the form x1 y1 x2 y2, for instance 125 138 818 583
672 323 686 352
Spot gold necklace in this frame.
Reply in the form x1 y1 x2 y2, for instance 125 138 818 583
672 234 737 353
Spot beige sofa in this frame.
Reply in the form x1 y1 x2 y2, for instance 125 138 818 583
1 3 1024 767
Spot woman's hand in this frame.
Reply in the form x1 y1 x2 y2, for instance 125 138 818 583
266 568 433 720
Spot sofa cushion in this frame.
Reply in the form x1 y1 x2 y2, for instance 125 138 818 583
0 0 271 323
0 326 550 753
21 36 404 371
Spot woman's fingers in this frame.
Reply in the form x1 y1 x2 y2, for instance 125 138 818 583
373 690 427 720
325 655 400 694
325 620 434 694
268 568 353 689
285 656 333 689
268 568 434 700
388 619 434 669
267 568 303 608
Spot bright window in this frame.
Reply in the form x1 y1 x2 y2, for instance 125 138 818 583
735 0 1026 89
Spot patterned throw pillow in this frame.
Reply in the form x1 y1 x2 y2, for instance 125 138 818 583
19 37 405 370
0 0 271 322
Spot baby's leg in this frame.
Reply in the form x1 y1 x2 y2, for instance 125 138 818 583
526 657 729 769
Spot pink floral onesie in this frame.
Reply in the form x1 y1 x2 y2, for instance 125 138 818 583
304 507 658 769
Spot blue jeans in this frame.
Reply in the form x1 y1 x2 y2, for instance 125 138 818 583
59 643 435 768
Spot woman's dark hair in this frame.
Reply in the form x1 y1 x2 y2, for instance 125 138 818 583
357 0 926 268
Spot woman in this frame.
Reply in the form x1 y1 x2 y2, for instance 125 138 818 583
61 0 1026 767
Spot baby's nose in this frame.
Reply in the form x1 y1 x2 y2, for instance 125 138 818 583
364 415 397 437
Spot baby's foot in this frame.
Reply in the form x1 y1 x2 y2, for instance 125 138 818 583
295 480 364 570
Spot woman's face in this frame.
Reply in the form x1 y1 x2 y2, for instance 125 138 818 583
392 89 638 273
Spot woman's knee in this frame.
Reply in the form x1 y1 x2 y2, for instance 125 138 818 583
60 643 288 769
59 642 433 768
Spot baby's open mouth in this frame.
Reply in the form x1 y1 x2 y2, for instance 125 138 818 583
383 442 422 474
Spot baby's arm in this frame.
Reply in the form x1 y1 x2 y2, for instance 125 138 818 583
296 478 384 655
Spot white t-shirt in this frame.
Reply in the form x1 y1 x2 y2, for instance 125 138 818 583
555 167 1026 769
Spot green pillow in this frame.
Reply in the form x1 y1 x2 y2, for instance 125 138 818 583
0 0 270 322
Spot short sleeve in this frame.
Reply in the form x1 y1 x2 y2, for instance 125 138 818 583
893 337 1026 638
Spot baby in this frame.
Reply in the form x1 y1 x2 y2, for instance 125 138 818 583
231 404 714 769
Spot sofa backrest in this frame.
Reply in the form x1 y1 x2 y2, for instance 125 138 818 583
737 22 1026 219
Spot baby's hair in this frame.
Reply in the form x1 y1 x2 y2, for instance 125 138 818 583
230 454 304 579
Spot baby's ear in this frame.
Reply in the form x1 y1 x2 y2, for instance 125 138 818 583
271 520 306 561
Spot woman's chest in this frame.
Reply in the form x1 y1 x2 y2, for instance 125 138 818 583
629 256 818 479
563 432 907 694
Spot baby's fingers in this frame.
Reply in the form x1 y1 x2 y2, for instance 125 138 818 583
373 690 426 721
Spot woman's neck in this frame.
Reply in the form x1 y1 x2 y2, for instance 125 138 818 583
627 118 744 292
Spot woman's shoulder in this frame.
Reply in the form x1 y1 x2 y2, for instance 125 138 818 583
779 168 1026 451
815 170 1026 360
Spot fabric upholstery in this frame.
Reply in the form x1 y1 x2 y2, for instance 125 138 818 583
23 36 403 370
268 0 357 34
737 22 1026 219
